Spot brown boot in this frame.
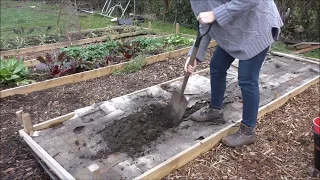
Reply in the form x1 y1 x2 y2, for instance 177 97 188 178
190 106 225 124
221 123 256 147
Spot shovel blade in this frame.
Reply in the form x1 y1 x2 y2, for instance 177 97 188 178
166 90 189 126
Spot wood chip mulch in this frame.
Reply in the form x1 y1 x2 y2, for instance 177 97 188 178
165 82 320 180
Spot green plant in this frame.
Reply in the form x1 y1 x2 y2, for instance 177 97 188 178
164 34 194 46
61 39 119 61
60 46 83 58
14 36 27 49
0 37 12 50
37 52 93 78
117 40 141 59
12 27 35 37
112 54 146 75
88 31 98 38
134 37 163 49
0 57 30 85
163 45 176 52
122 54 146 73
112 68 123 75
36 26 52 45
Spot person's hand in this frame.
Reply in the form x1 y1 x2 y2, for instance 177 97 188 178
197 11 215 24
184 56 197 74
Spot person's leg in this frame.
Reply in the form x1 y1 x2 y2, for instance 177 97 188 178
221 46 269 147
209 46 236 109
190 46 235 123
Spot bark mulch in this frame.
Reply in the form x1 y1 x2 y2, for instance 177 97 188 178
0 48 214 180
165 82 320 180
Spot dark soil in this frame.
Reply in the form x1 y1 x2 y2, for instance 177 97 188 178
0 47 214 180
93 103 173 159
165 82 320 180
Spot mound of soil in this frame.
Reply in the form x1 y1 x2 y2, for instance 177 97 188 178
93 103 173 159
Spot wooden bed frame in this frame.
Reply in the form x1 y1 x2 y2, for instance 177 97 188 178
17 52 319 180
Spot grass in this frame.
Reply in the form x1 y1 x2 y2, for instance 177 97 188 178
302 49 320 60
0 1 114 39
138 21 196 35
0 7 58 31
0 0 196 37
78 14 113 30
271 41 319 60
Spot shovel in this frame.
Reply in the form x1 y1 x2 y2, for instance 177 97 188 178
166 21 213 126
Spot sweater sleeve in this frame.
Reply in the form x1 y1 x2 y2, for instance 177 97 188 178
187 24 212 62
213 0 260 26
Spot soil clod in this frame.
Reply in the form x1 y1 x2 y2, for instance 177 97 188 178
75 140 80 145
73 126 85 134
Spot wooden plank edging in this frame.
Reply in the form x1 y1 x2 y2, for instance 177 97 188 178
0 41 217 98
23 73 318 179
133 75 319 180
293 45 320 54
270 51 320 65
33 112 75 131
31 68 211 131
19 130 76 180
0 31 148 57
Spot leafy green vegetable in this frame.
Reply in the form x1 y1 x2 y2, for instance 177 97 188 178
61 39 119 61
164 34 194 46
36 52 92 78
0 57 30 85
134 37 164 49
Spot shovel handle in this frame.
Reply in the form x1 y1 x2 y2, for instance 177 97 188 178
179 21 213 98
188 21 213 67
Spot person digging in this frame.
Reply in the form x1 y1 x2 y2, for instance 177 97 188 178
183 0 284 148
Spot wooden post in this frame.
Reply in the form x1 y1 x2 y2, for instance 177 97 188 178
16 110 23 126
175 23 180 34
148 21 152 29
22 113 33 135
87 164 101 180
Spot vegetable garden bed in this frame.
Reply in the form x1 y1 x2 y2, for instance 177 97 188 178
0 26 151 57
0 34 216 98
0 26 139 51
16 53 319 180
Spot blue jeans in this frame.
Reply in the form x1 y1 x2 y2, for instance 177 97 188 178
209 46 269 128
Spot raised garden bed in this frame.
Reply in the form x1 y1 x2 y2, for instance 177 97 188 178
16 53 319 179
0 26 140 51
0 27 152 57
0 49 216 180
0 34 216 98
18 34 164 62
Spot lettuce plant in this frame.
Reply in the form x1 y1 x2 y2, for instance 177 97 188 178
0 57 30 85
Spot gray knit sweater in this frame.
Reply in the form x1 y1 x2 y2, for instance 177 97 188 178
187 0 284 61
